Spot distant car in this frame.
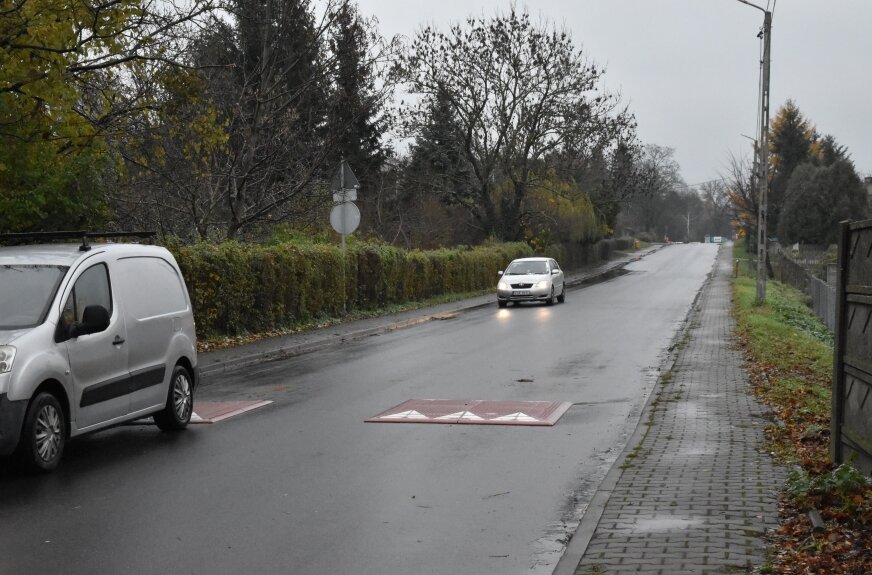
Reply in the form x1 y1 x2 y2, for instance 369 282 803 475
497 257 565 308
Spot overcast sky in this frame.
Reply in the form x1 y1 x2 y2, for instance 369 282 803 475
357 0 871 188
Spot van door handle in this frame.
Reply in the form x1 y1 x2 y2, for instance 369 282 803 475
112 336 126 346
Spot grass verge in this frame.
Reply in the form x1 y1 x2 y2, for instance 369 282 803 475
731 240 872 574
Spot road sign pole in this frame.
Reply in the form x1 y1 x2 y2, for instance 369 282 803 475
329 159 361 315
341 158 346 314
341 231 346 314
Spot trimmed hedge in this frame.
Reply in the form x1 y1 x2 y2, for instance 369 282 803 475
173 241 533 338
172 237 636 339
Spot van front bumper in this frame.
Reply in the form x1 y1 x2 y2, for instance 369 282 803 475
0 393 27 456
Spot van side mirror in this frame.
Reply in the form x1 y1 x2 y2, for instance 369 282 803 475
69 305 110 338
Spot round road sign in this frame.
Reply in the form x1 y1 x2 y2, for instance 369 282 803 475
330 202 361 235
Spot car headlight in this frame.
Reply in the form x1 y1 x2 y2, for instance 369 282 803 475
498 281 509 290
534 280 550 289
0 346 15 374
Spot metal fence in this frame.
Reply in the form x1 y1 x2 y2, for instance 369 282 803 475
832 219 872 475
768 245 836 331
809 275 837 331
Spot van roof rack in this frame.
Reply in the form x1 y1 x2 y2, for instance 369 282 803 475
0 231 156 251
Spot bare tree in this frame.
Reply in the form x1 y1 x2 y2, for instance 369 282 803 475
112 0 399 240
619 144 685 238
724 152 758 249
698 180 733 238
400 9 633 241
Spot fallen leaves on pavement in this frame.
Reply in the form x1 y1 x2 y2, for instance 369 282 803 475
737 342 872 574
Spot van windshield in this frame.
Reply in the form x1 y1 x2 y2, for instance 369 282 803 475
0 265 68 329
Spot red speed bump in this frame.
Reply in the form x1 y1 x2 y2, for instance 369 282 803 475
191 400 272 424
366 399 572 426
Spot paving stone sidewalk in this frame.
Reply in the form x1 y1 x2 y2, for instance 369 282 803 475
571 244 787 574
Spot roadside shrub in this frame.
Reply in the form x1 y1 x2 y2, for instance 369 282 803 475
173 236 633 339
172 240 532 338
786 464 871 511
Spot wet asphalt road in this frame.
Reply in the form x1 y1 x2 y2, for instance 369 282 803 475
0 243 719 575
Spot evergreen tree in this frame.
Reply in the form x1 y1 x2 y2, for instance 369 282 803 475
405 89 474 211
377 89 478 246
323 1 393 225
768 100 816 236
778 159 868 245
814 134 851 167
598 140 643 232
176 0 334 239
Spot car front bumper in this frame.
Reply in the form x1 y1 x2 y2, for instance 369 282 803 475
0 393 27 456
497 286 552 302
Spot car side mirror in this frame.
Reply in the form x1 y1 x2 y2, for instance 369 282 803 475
497 271 504 276
69 305 110 338
551 269 560 275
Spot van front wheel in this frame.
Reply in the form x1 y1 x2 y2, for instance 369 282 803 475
18 393 66 472
154 365 193 431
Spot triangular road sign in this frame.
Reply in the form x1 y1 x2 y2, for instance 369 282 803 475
330 160 360 192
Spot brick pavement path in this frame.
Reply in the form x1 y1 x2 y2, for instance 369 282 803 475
572 244 787 574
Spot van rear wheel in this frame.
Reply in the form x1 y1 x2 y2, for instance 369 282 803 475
18 392 65 473
154 365 193 431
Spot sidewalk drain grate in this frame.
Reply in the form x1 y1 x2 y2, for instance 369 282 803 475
366 399 572 426
191 400 272 424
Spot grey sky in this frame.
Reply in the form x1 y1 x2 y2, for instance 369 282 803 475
358 0 870 187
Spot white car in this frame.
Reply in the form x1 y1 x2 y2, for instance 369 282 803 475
0 232 198 472
497 257 565 308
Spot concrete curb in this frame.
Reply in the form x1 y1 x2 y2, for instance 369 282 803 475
198 246 664 382
198 314 439 379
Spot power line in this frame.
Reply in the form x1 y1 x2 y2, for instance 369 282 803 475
685 178 724 188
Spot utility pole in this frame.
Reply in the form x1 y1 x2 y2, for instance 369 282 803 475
685 209 691 242
737 0 772 305
757 10 772 305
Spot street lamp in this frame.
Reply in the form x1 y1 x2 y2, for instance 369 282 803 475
736 0 772 305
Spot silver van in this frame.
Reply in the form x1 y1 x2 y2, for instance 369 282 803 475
0 233 198 472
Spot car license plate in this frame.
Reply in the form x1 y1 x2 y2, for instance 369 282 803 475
512 290 531 296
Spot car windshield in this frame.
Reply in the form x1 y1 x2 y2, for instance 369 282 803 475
505 261 548 275
0 265 68 329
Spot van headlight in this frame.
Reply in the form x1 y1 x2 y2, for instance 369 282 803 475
0 346 15 373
